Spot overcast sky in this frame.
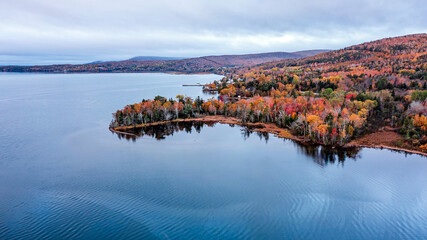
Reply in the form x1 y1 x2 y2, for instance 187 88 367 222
0 0 425 65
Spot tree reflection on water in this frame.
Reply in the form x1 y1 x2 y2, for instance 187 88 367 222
113 121 361 165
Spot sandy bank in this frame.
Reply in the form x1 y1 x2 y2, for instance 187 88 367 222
345 128 427 157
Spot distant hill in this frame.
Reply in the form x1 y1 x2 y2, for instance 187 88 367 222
128 56 186 61
291 50 331 58
87 60 107 64
257 33 427 71
0 50 330 74
197 50 329 67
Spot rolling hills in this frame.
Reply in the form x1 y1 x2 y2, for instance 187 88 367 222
0 50 328 74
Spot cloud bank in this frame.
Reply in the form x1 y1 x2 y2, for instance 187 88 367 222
0 0 425 65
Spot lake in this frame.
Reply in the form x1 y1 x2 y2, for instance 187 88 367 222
0 72 426 239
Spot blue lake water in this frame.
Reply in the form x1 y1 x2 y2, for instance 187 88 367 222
0 72 426 239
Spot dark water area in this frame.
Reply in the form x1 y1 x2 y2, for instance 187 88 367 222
115 121 361 165
0 73 426 239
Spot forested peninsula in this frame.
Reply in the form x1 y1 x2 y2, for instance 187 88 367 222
110 34 427 155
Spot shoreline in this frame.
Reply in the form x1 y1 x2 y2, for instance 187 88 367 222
345 144 427 157
0 71 219 76
111 115 427 157
110 115 302 142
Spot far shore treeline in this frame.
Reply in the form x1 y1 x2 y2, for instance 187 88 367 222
111 34 427 151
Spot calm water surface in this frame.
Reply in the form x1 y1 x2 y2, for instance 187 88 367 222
0 73 426 239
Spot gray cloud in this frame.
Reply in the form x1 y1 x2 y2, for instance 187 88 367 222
0 0 425 65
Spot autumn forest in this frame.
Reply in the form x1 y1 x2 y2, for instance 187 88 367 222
110 34 427 153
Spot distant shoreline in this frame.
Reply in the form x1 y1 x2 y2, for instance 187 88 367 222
110 115 427 157
0 71 216 75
